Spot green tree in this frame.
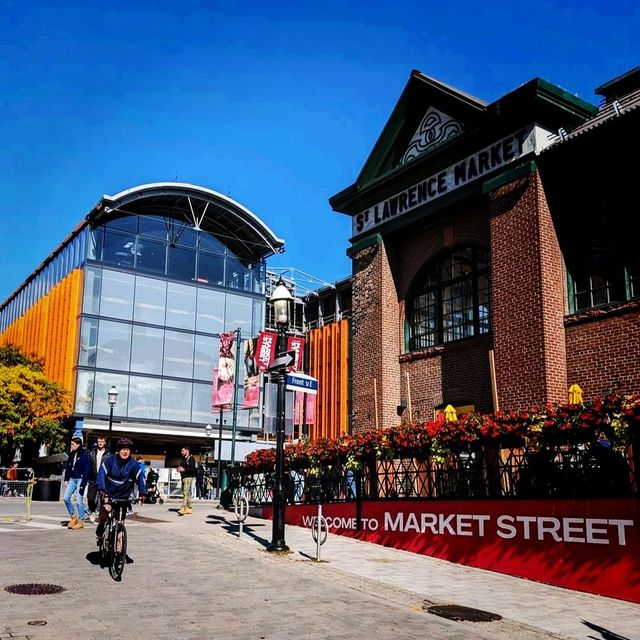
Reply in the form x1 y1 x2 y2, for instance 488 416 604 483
0 344 45 370
0 345 70 465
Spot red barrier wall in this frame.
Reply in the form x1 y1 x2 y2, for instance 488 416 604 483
262 499 640 603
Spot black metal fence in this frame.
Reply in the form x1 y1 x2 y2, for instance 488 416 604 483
234 442 637 506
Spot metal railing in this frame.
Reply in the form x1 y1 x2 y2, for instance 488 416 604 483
0 467 36 522
235 443 637 506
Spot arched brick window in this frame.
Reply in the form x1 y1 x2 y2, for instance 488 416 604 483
407 245 490 351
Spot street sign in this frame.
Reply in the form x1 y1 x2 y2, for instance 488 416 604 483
268 350 296 371
286 372 318 394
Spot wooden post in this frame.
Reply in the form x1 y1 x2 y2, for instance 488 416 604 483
489 349 499 412
373 378 379 429
405 372 413 422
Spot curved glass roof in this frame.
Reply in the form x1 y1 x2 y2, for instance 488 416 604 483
88 182 284 261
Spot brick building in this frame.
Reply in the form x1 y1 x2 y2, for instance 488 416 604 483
330 67 640 432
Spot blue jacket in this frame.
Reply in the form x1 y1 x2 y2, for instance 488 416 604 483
97 454 147 501
64 448 90 492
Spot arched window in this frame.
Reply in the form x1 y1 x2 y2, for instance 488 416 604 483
407 245 490 350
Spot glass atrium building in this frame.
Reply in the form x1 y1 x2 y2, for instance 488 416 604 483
0 183 284 463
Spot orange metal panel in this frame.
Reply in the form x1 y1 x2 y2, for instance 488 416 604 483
0 269 83 396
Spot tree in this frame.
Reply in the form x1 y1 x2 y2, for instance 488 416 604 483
0 344 45 370
0 345 70 465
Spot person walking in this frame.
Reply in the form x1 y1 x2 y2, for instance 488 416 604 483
4 462 18 496
87 435 110 523
63 437 90 530
196 460 207 500
176 445 197 515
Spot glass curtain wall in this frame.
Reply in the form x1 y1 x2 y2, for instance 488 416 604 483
76 213 266 428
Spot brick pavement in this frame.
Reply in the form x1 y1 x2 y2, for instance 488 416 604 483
1 500 638 640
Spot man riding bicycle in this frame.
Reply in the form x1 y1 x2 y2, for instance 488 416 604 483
95 438 147 542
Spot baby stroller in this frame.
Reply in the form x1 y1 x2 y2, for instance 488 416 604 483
145 469 164 505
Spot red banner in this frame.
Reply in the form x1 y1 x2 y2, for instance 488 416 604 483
211 368 232 409
262 498 640 604
286 336 305 372
305 393 316 425
255 330 277 372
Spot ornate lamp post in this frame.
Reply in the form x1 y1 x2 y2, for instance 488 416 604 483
107 385 118 452
214 411 226 500
267 278 292 553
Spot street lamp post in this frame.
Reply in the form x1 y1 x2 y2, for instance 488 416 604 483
215 409 225 500
107 385 118 453
267 278 292 553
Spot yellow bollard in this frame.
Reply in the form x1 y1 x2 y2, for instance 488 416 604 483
568 384 583 404
444 404 458 421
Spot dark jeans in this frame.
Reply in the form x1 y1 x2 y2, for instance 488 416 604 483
87 481 99 513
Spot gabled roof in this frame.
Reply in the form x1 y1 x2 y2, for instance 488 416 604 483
355 70 488 188
330 70 597 219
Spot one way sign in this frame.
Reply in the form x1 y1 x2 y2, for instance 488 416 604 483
267 350 296 371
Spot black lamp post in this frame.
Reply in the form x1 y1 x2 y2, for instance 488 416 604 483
267 278 292 553
215 409 225 501
107 385 118 452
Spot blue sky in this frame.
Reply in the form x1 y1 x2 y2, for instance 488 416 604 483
0 0 638 302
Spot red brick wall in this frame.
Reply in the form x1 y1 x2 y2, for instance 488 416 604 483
399 334 493 420
389 203 489 301
350 201 494 432
489 171 567 410
392 201 493 417
350 169 639 431
351 238 400 431
566 304 640 398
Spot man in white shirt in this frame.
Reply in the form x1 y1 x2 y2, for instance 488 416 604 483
87 436 110 523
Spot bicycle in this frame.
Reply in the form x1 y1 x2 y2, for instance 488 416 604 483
98 499 130 581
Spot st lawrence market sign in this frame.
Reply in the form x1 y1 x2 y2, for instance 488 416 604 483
353 125 552 236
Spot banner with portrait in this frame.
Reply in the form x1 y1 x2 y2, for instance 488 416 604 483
212 331 236 408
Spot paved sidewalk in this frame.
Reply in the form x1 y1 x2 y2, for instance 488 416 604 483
201 505 640 640
1 499 638 640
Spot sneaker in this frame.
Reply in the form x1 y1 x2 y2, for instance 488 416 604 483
184 508 193 514
67 515 79 529
71 520 84 530
89 512 96 524
177 508 186 515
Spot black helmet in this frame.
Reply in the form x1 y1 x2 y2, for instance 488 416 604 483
116 437 134 451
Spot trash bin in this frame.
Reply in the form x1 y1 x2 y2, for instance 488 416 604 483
32 479 61 501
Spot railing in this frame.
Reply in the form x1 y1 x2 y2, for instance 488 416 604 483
234 442 637 506
0 467 36 522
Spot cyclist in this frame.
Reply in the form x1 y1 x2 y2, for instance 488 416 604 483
95 438 147 542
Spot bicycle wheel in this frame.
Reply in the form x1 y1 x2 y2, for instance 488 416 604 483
109 523 127 581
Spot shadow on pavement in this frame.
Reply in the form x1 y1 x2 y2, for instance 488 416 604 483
205 514 269 548
583 620 632 640
86 551 135 566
